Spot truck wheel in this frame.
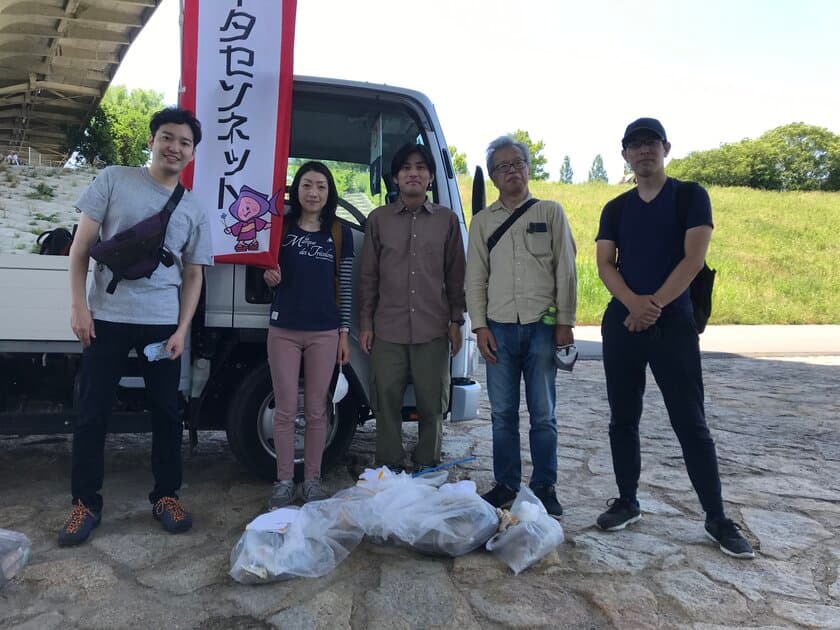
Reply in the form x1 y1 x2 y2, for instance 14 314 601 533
225 363 359 481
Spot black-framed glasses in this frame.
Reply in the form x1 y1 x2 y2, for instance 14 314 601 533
492 159 528 174
624 137 662 150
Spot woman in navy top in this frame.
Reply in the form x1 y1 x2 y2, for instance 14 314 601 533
263 161 353 509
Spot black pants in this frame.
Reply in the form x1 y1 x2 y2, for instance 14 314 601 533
71 320 182 512
601 302 725 519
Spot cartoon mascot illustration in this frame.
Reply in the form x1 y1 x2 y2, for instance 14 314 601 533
222 185 282 252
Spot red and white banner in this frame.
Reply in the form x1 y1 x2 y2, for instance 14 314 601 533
180 0 297 267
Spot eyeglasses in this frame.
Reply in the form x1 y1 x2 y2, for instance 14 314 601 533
492 159 528 174
624 137 662 150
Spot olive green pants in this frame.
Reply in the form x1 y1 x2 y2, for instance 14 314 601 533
370 336 450 468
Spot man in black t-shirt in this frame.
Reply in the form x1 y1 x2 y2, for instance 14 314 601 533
593 117 754 559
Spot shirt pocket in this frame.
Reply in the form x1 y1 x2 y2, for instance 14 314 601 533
421 240 444 270
524 230 552 257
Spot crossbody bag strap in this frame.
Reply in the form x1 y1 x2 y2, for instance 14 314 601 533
487 198 539 254
157 182 185 268
162 183 185 221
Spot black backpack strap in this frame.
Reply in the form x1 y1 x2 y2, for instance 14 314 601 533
673 179 716 333
604 189 634 245
674 178 688 232
487 198 539 254
674 179 710 252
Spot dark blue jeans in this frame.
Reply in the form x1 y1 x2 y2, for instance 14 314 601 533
601 302 725 519
71 320 182 512
485 320 558 489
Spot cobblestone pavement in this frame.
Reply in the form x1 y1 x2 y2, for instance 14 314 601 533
1 355 838 629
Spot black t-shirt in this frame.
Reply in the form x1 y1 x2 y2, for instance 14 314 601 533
269 223 353 330
596 178 713 316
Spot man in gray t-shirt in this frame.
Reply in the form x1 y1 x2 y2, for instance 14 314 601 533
59 107 212 547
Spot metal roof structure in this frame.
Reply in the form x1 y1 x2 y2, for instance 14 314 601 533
0 0 162 160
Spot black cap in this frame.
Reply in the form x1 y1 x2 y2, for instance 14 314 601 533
622 117 667 147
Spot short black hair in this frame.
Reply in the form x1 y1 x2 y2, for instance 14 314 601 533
390 142 436 180
288 161 339 234
149 107 203 147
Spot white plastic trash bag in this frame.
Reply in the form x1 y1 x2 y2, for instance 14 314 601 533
485 486 564 574
229 498 365 584
352 473 499 557
356 466 448 490
353 469 441 543
351 466 448 542
0 528 31 588
387 480 500 557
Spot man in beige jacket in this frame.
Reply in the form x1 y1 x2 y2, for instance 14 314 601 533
466 135 577 518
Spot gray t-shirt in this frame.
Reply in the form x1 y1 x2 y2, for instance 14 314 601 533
75 166 213 325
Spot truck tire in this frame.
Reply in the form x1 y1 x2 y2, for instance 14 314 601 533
225 362 359 481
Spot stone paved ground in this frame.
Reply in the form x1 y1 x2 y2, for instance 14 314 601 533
1 355 839 629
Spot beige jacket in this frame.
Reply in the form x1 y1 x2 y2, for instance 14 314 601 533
466 196 577 329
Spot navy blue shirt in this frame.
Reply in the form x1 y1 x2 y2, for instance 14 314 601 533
596 178 713 316
269 223 354 330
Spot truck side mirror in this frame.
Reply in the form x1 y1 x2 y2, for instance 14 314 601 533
472 166 486 215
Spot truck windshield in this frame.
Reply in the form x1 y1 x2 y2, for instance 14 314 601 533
288 89 432 226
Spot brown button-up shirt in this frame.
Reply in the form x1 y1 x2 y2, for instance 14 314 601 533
359 199 466 344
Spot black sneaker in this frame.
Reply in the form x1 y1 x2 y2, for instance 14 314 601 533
705 518 755 559
152 497 193 534
531 485 563 518
596 498 642 531
481 482 518 508
58 501 101 547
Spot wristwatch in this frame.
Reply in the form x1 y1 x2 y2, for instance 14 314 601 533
339 326 350 334
451 319 465 326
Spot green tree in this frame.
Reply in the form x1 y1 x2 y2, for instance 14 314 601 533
759 123 840 190
63 106 117 166
448 145 468 175
63 86 166 167
558 155 573 183
588 154 609 183
101 86 166 165
668 123 840 191
509 129 548 180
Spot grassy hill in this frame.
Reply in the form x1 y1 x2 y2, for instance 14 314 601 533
459 178 840 325
2 165 836 325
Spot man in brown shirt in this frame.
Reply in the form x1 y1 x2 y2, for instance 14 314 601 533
359 142 466 469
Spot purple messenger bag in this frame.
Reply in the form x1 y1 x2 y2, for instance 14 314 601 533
89 183 184 294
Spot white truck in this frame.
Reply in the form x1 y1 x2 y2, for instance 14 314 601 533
0 76 481 480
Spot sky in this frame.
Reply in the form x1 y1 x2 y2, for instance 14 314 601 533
112 0 840 183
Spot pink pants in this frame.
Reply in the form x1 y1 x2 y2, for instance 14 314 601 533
266 326 338 481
